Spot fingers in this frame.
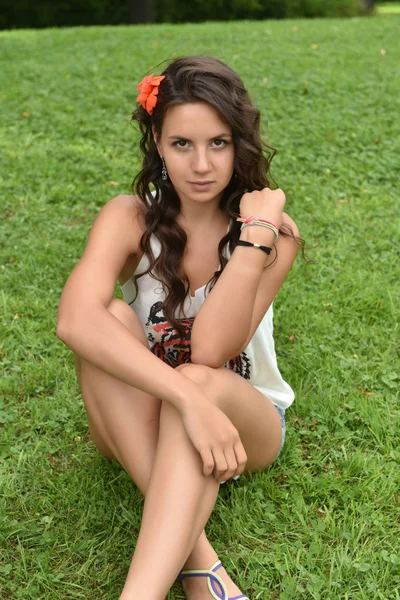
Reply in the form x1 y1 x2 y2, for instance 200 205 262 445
233 441 248 478
197 417 248 482
211 447 228 481
201 448 215 477
211 441 248 483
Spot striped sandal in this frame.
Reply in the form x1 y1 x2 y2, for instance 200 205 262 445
179 560 249 600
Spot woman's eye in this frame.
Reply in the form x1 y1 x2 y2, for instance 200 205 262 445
173 139 228 149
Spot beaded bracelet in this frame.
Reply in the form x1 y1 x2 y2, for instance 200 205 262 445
236 240 272 255
236 216 279 240
240 221 279 240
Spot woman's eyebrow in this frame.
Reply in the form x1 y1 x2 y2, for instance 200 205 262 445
167 133 232 141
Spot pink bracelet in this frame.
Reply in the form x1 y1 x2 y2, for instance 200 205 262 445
236 215 279 230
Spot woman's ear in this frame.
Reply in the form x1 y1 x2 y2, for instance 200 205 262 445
152 126 161 154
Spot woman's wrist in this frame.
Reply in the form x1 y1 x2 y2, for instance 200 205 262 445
172 374 208 415
239 223 276 246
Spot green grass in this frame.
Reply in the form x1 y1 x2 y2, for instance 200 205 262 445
376 3 400 14
1 14 400 600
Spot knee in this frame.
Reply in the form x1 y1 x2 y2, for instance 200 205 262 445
175 363 215 394
107 298 148 346
107 297 136 322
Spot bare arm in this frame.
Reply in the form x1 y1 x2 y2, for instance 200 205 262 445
57 195 202 413
191 213 300 367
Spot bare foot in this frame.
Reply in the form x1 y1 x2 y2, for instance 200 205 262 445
181 561 246 600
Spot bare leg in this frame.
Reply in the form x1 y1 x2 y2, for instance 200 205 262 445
118 357 282 599
120 398 221 599
76 299 244 599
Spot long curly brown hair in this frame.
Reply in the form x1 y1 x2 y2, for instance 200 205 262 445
131 54 297 340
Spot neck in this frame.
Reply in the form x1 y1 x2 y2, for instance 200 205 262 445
176 194 226 232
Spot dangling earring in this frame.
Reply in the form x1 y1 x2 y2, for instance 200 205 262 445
161 156 168 181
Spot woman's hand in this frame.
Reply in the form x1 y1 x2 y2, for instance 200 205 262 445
239 187 286 229
180 395 247 482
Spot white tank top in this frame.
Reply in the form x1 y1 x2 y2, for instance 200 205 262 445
120 194 294 410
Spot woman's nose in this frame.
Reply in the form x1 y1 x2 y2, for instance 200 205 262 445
192 149 211 172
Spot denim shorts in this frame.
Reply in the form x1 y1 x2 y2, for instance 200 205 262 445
275 405 286 457
220 404 286 485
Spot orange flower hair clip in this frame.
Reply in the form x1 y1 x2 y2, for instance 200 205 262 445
136 73 166 116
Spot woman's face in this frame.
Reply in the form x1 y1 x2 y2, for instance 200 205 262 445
153 102 235 206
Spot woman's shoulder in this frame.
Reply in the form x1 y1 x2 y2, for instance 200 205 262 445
88 194 147 265
105 194 149 286
108 194 148 237
115 190 156 217
112 193 146 216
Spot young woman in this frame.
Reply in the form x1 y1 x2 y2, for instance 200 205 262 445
57 55 300 600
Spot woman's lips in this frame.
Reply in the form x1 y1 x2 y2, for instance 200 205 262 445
189 181 214 190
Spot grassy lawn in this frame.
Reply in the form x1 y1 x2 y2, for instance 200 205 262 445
1 14 399 600
376 3 400 14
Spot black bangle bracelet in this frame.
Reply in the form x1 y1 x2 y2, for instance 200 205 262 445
236 240 272 255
